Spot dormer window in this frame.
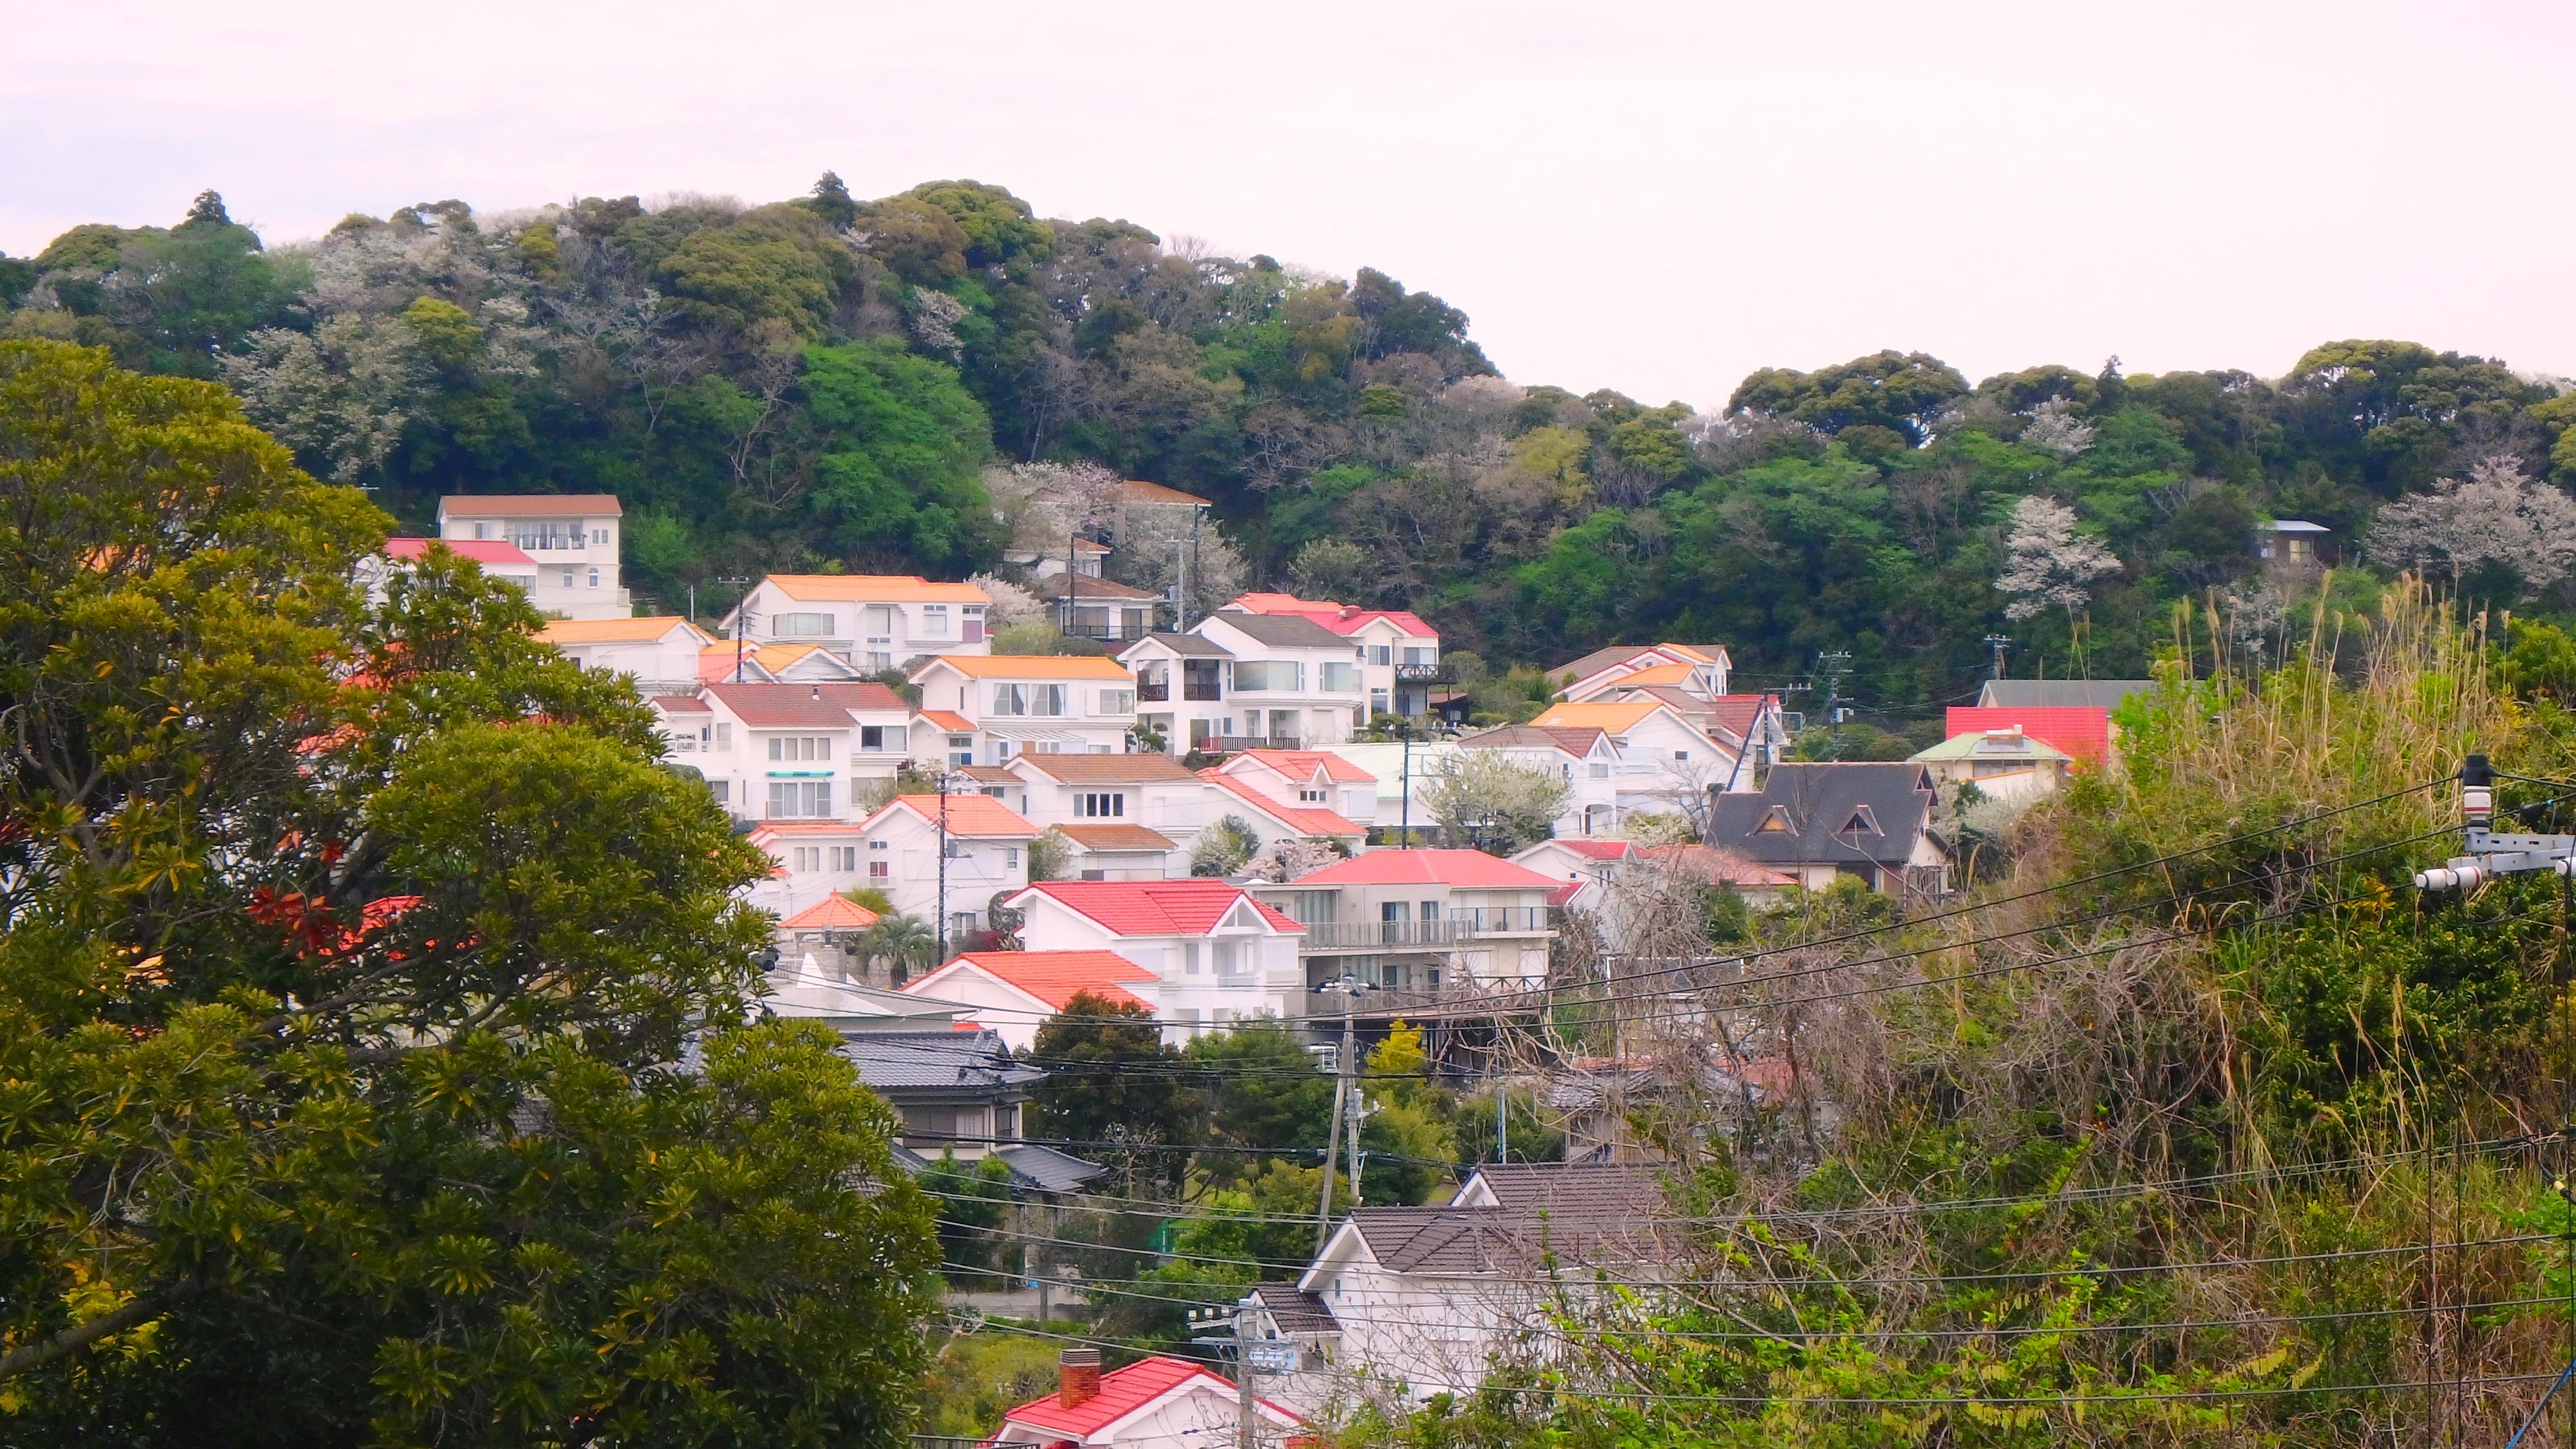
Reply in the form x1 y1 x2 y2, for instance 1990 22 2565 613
1755 806 1794 834
1839 804 1883 837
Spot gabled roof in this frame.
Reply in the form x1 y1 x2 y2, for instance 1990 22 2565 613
1039 574 1162 602
869 794 1040 838
1228 749 1375 784
1008 752 1202 784
1912 728 2074 764
1001 1356 1278 1439
1014 879 1304 936
385 537 534 565
1199 770 1365 838
541 615 711 646
1974 680 2158 710
1458 723 1606 756
703 683 863 729
1611 662 1702 688
1707 763 1939 867
837 1028 1045 1091
778 894 882 930
439 493 623 517
1323 1204 1665 1275
1291 848 1560 889
1053 823 1179 851
1121 631 1233 659
1524 838 1633 863
742 642 869 679
1123 479 1213 506
952 764 1020 784
915 710 975 731
1531 700 1670 735
651 694 712 713
1704 693 1784 746
698 645 776 683
1222 593 1438 637
759 574 989 603
1947 705 2113 768
910 949 1157 1011
1251 1282 1340 1336
1452 1161 1669 1213
911 654 1133 680
1202 613 1349 648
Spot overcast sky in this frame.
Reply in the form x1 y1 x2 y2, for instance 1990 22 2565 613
6 0 2568 408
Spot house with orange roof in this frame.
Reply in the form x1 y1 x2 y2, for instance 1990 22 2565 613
1004 879 1309 1039
899 949 1160 1051
1223 591 1443 719
987 1348 1299 1448
1549 642 1731 703
909 654 1139 765
539 615 713 694
436 494 629 620
1247 848 1560 999
719 574 992 669
1531 698 1754 818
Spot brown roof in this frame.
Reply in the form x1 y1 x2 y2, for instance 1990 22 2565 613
1460 724 1607 756
1054 823 1178 851
1122 479 1213 507
704 683 861 729
806 681 911 712
1342 1204 1673 1274
953 764 1020 783
1250 1283 1339 1336
439 494 623 517
1459 1162 1669 1214
651 694 712 712
1011 753 1201 784
1208 613 1348 649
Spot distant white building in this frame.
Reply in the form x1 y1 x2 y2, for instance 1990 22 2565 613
1006 879 1308 1041
721 575 992 669
541 615 713 695
650 681 915 823
907 655 1139 765
435 494 629 621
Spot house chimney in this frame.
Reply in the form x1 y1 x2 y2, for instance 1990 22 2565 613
1058 1347 1102 1407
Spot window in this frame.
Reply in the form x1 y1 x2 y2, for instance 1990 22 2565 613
1401 646 1433 666
1299 788 1326 803
1005 847 1020 869
1589 762 1609 779
560 570 576 588
1213 940 1242 977
472 522 491 540
593 528 608 545
766 781 832 817
587 568 600 588
1673 749 1690 761
769 736 832 761
792 846 822 872
948 735 973 767
1370 689 1390 715
710 780 730 804
1371 645 1391 665
774 612 837 637
714 723 732 750
1080 868 1106 880
1182 943 1201 975
1320 662 1358 692
1231 661 1301 692
868 860 888 879
833 846 857 870
1077 793 1125 818
921 604 950 636
1098 689 1134 714
988 683 1068 716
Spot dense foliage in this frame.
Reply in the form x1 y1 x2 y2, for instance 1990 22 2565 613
0 340 937 1445
16 184 2575 712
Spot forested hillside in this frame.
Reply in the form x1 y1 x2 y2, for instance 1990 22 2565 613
8 177 2574 707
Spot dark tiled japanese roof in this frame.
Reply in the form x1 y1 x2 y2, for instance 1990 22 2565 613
837 1029 1046 1091
1133 631 1233 657
1707 762 1939 868
1251 1283 1340 1336
1459 1162 1669 1214
1208 613 1347 648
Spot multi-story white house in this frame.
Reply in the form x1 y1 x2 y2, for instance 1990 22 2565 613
1248 849 1559 1000
899 950 1159 1052
907 655 1138 765
1530 698 1755 816
1205 750 1379 830
1224 593 1445 720
1551 642 1730 703
377 537 546 607
541 616 714 695
1455 723 1623 837
1005 879 1308 1041
1119 616 1370 756
436 495 630 621
857 793 1041 941
652 681 916 822
721 575 992 669
1197 769 1370 856
1003 752 1210 877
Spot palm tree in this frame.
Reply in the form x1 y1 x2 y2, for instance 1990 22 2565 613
859 913 939 988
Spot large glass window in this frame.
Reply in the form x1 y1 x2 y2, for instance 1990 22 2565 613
1320 662 1358 692
1231 661 1302 692
773 612 836 636
766 781 832 817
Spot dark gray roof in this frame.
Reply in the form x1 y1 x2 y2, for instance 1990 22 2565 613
1456 1162 1667 1215
1207 613 1348 648
1130 631 1233 658
1707 763 1939 868
1251 1283 1340 1336
1976 679 2158 709
1342 1203 1672 1273
887 1142 1107 1194
837 1029 1047 1091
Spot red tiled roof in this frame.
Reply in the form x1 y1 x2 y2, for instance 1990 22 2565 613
779 894 881 929
1550 839 1633 861
384 537 534 565
1230 749 1375 784
704 683 860 730
1054 823 1178 850
1547 880 1583 906
1224 593 1436 637
651 694 712 712
1017 879 1304 936
1294 848 1561 889
1946 705 2111 768
1001 1356 1267 1439
875 794 1039 837
1200 771 1364 838
915 949 1157 1011
1704 693 1781 744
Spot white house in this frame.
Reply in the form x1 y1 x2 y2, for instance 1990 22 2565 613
987 1351 1299 1448
907 654 1138 765
541 615 714 695
1529 698 1751 816
1455 723 1623 837
721 575 992 669
436 494 629 621
1197 768 1369 856
1190 612 1371 749
1550 642 1730 703
1206 749 1379 830
1317 740 1463 837
1248 849 1559 1000
654 681 915 822
1006 879 1308 1041
1005 752 1210 875
899 950 1159 1052
1225 593 1445 720
376 537 543 606
856 793 1041 942
1909 724 2073 803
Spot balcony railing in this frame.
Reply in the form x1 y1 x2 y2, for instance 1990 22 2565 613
1393 663 1456 684
1136 680 1170 702
1298 920 1459 950
1459 906 1551 934
1199 735 1301 754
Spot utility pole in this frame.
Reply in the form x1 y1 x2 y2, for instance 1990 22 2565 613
1983 633 2011 683
715 577 751 681
1817 651 1854 760
1398 713 1414 849
1235 1300 1257 1449
2416 755 2576 892
1312 976 1363 1254
1495 1065 1508 1164
935 769 955 958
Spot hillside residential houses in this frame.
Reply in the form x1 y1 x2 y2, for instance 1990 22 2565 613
1206 749 1379 831
1911 724 2073 801
1552 642 1730 702
1705 762 1950 901
987 1351 1299 1448
435 494 631 619
854 793 1041 940
1198 762 1371 856
1249 849 1561 1000
1528 698 1753 819
1223 593 1446 720
908 654 1139 764
1002 752 1210 875
1005 879 1308 1041
540 616 714 694
1954 678 2158 771
1455 723 1623 836
720 574 993 668
899 949 1160 1052
651 681 915 821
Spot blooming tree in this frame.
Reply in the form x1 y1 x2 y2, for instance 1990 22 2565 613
2367 455 2576 594
1994 494 2120 622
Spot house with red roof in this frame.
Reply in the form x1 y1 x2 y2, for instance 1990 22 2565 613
652 681 915 823
1005 879 1308 1040
717 574 992 670
988 1348 1299 1447
1456 723 1622 837
1221 590 1442 721
1208 749 1379 830
436 494 630 620
1248 848 1560 999
371 536 546 614
899 950 1159 1051
1198 769 1369 855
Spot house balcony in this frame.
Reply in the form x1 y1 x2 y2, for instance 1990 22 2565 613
1298 920 1460 951
1393 664 1456 684
1200 735 1300 754
1136 680 1171 702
